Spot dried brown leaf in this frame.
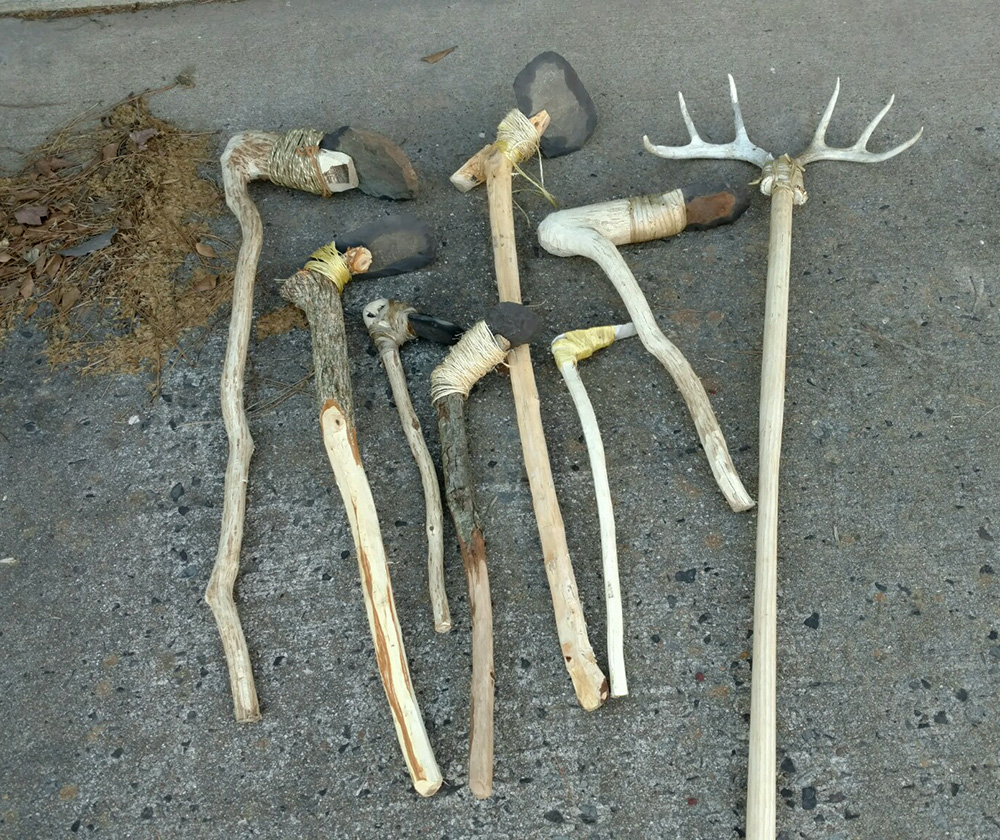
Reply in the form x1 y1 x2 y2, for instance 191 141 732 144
24 301 38 318
59 286 81 313
20 277 33 299
36 157 72 176
0 254 11 264
422 46 457 64
191 274 217 292
44 254 63 278
194 241 217 258
102 142 120 162
13 189 42 201
14 205 48 226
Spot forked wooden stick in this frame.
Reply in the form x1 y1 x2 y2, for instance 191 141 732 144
537 182 754 512
644 75 921 840
453 109 609 711
551 323 638 697
280 243 441 798
363 299 451 634
208 131 357 723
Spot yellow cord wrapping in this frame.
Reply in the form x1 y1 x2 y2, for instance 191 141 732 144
551 325 618 369
303 243 351 293
494 109 557 207
268 128 332 197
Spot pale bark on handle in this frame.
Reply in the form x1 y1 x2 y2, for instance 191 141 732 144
486 150 609 711
557 360 627 698
746 184 794 840
380 346 451 633
436 392 494 799
537 217 754 513
207 132 357 723
281 271 442 798
205 134 270 724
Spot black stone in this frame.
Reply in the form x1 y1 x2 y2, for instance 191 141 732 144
409 312 464 345
170 483 184 501
675 568 697 583
780 756 796 774
484 302 544 346
801 787 817 810
320 127 418 199
543 809 564 824
514 52 597 158
804 612 820 629
681 180 753 230
337 214 436 279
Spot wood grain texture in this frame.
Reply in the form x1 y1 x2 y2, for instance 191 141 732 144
486 149 608 711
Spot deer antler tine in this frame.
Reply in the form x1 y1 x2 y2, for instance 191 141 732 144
855 94 895 149
728 74 750 142
810 77 841 149
797 82 921 166
678 91 702 142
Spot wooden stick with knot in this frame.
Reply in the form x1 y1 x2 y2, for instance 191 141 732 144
278 243 442 798
363 298 451 634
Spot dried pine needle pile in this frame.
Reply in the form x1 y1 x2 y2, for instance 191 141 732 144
0 89 233 376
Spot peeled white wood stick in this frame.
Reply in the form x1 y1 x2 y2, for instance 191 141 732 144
537 183 755 513
551 323 638 698
453 108 608 710
280 243 441 797
363 299 451 634
644 75 921 840
208 130 357 723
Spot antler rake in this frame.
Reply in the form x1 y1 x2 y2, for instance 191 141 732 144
645 76 921 840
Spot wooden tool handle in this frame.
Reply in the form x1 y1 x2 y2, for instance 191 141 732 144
746 183 795 840
486 150 608 711
436 393 495 798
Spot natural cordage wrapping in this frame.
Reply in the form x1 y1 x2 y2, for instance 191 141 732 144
431 321 510 403
268 128 332 196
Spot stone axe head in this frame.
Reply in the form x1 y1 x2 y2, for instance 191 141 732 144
450 52 598 192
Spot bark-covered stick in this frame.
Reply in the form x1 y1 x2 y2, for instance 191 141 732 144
429 303 542 800
363 298 456 634
537 180 755 513
279 243 442 798
550 323 638 698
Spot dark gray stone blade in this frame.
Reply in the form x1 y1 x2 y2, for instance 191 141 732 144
336 214 436 279
408 312 465 345
513 52 597 158
320 127 419 200
484 302 544 346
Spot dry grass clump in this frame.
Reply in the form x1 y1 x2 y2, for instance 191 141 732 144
0 86 233 379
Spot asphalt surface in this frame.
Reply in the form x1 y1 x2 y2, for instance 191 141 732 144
1 2 998 838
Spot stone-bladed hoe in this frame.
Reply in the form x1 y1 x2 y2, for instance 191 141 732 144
276 225 442 798
431 302 544 799
362 296 463 635
451 52 610 711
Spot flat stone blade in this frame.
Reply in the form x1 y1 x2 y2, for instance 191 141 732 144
484 302 544 346
337 214 436 279
681 180 753 230
408 312 465 345
513 52 597 158
320 127 419 200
